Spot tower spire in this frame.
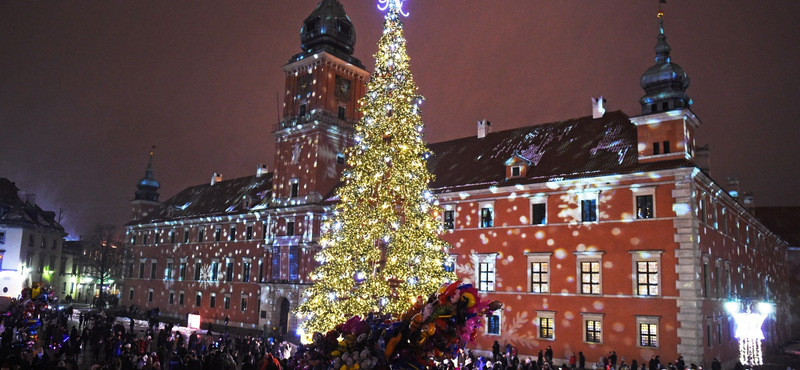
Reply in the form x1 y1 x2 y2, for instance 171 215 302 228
638 0 691 114
134 146 160 202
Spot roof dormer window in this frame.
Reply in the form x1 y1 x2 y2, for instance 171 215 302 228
242 196 252 210
504 154 530 180
337 20 351 37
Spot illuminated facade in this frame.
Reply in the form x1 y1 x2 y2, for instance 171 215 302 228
122 1 791 368
0 178 67 305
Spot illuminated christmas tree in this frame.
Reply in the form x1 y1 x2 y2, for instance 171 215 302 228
296 0 454 334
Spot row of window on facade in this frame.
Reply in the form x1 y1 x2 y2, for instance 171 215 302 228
21 253 77 275
135 287 250 313
460 251 773 301
484 309 735 349
697 196 775 253
133 252 301 283
131 219 312 246
441 191 655 230
0 231 61 250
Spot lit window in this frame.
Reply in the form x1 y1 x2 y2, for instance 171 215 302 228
583 314 603 343
527 252 551 294
576 251 603 295
637 316 659 348
580 261 600 295
474 254 496 292
537 311 556 340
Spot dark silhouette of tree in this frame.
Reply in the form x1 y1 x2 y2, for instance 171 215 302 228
82 224 127 308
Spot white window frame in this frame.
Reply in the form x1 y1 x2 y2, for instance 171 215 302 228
472 253 497 292
526 252 551 294
536 311 556 340
510 165 522 178
632 186 656 220
582 313 604 344
529 196 548 225
578 191 599 223
636 316 660 348
630 250 663 297
478 201 494 228
442 204 457 231
485 309 502 336
575 251 604 295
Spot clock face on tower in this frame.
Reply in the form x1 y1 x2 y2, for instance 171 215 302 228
335 75 351 101
297 74 312 95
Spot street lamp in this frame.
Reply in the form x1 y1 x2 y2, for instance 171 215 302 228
725 299 773 366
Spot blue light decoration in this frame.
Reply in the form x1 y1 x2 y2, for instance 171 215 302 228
378 0 409 17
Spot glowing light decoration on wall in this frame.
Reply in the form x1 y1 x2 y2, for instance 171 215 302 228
378 0 409 17
726 301 772 366
187 314 201 329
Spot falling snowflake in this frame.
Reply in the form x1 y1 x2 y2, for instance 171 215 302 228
198 264 218 289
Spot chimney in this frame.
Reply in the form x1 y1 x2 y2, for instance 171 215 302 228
695 144 710 174
17 190 26 203
742 192 755 213
726 177 740 201
26 193 36 206
256 164 269 178
477 120 492 139
211 173 223 185
592 96 606 119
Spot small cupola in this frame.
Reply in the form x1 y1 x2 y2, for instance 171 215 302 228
631 5 703 164
298 0 361 67
134 148 160 202
639 8 691 115
504 153 532 180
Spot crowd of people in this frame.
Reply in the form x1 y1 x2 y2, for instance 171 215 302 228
0 303 291 370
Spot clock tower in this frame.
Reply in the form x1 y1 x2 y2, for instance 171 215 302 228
271 0 369 206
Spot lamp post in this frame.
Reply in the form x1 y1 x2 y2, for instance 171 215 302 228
725 298 773 366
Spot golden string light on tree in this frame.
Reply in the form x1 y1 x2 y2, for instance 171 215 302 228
295 0 454 334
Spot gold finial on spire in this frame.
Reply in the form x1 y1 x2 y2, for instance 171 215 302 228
658 0 666 33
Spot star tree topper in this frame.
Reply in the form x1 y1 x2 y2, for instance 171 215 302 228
378 0 410 17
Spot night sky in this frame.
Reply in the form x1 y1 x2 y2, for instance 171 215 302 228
1 1 798 238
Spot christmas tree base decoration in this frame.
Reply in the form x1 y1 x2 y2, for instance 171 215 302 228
289 281 501 370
